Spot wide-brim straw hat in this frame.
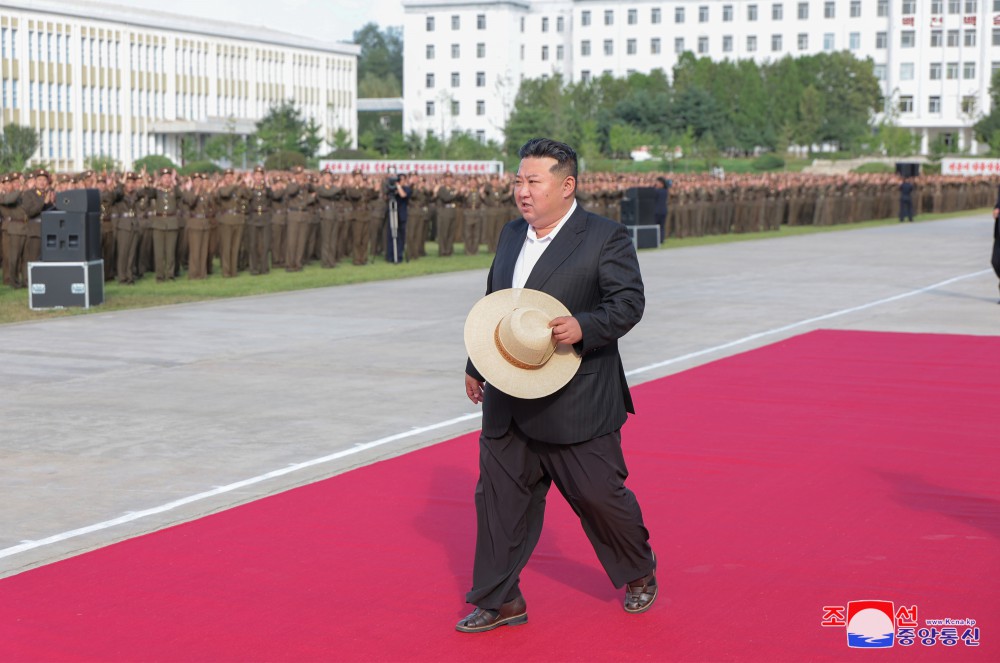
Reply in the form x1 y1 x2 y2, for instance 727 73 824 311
464 288 581 399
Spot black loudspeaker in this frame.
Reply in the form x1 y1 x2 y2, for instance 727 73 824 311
28 260 104 309
56 188 101 213
895 162 920 178
628 226 660 250
620 187 659 226
41 210 102 262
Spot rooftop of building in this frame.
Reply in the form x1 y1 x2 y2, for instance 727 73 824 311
0 0 361 56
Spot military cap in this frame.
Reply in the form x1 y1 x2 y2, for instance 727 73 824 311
253 165 265 174
157 167 172 176
55 173 72 184
126 172 140 180
81 169 94 179
32 168 51 179
224 168 235 175
291 165 305 174
9 171 23 181
0 174 9 183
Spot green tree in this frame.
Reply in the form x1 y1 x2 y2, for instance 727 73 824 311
353 23 403 97
796 85 824 151
132 154 177 173
204 117 248 168
973 69 1000 151
0 124 39 172
252 101 319 158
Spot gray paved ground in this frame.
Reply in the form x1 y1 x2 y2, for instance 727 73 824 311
1 213 997 578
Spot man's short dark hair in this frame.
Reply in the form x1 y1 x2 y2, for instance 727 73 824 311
518 138 578 180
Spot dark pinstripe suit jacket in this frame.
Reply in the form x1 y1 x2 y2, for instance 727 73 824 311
466 204 645 445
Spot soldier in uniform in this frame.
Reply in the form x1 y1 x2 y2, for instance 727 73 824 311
21 169 52 275
0 173 25 287
434 172 461 257
270 174 288 268
181 173 216 280
462 177 483 256
149 168 182 281
216 168 249 277
283 166 315 272
113 173 146 284
245 166 272 275
315 169 342 268
343 170 370 266
404 175 427 262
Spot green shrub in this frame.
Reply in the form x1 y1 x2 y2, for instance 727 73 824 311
132 154 177 173
751 153 785 171
178 160 223 176
264 150 308 170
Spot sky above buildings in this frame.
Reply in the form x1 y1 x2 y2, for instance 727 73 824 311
112 0 405 45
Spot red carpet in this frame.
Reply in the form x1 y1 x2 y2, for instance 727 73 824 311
1 330 997 661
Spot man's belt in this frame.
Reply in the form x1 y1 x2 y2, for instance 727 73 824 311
444 203 457 208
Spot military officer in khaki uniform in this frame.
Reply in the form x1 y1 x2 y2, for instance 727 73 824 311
283 167 315 272
149 168 182 281
180 173 216 280
113 173 146 284
216 168 249 277
434 173 461 257
315 169 342 268
245 166 272 275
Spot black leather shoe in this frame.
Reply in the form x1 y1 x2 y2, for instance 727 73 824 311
456 595 528 633
624 571 658 614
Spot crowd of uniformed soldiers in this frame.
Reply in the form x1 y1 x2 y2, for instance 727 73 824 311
1 166 997 290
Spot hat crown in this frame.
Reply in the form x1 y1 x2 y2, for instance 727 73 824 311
496 307 555 369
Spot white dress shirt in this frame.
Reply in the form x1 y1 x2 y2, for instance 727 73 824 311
512 200 577 289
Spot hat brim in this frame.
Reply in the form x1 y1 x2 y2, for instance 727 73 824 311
464 288 581 400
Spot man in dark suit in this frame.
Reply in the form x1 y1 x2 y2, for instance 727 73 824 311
991 188 1000 303
458 138 656 633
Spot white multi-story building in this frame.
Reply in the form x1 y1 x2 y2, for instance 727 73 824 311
0 0 359 171
403 0 1000 154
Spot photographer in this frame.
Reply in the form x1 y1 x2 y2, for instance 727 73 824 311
385 171 411 264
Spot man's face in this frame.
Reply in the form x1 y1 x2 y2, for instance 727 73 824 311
514 156 573 229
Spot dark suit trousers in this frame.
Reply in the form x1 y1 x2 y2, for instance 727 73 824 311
466 423 654 610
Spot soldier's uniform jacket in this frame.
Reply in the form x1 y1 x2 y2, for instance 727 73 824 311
314 185 339 222
247 184 273 225
216 184 249 225
149 186 182 230
283 180 315 222
112 187 144 232
181 188 216 231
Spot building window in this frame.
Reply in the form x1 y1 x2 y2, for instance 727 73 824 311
965 30 976 47
798 2 809 19
849 32 860 50
699 5 709 22
748 4 758 20
823 33 834 50
557 16 564 32
899 96 913 113
542 17 549 32
451 15 459 30
477 100 485 115
723 4 734 21
771 34 782 51
931 30 943 47
477 43 485 58
651 38 661 54
581 10 591 26
675 37 685 53
773 3 784 20
962 95 977 114
932 0 944 13
901 31 916 48
874 64 886 80
824 1 835 18
556 45 564 60
652 8 662 24
604 39 613 55
948 0 960 12
451 44 460 58
929 96 941 113
966 0 978 11
426 44 434 59
477 14 486 30
520 17 525 32
451 72 460 87
627 39 637 55
946 61 959 79
581 40 591 56
628 8 637 24
604 9 614 25
902 0 916 13
900 62 914 80
426 16 434 31
964 61 976 79
676 7 685 23
798 33 808 50
426 101 435 116
947 30 959 47
723 35 733 52
930 62 942 79
699 36 709 53
878 0 889 16
747 35 758 51
542 45 549 60
476 71 486 86
850 0 861 17
426 73 435 88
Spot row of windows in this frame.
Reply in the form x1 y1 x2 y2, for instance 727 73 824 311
574 0 989 26
426 14 488 32
899 94 978 114
425 43 487 59
424 99 488 118
425 71 490 88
